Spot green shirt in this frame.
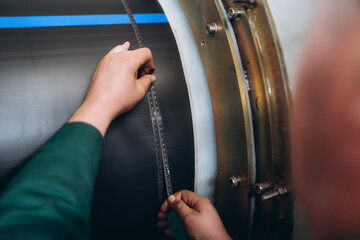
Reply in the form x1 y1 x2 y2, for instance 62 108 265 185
0 122 103 239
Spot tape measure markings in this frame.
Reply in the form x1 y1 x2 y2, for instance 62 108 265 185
121 0 173 201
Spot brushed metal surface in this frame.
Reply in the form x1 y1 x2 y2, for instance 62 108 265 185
175 0 293 239
223 0 293 239
177 0 255 238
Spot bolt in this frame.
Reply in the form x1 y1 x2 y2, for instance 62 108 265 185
261 187 288 201
277 187 288 195
255 182 271 194
228 7 244 20
228 174 242 187
205 23 217 35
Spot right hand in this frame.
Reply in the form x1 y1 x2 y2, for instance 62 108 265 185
68 42 156 135
157 190 231 240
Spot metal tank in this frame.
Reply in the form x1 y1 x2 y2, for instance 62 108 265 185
0 0 294 239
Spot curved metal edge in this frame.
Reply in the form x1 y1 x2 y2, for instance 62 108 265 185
243 1 293 238
262 0 292 109
214 0 257 237
158 0 218 203
262 0 295 236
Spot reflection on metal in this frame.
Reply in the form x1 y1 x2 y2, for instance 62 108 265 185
176 0 293 239
232 0 257 5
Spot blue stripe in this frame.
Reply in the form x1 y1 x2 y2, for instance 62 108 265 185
0 14 168 28
134 13 167 24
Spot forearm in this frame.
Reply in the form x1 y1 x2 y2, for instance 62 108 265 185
0 42 155 239
0 122 103 239
68 103 112 136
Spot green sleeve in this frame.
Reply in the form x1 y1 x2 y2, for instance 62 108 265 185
0 122 103 240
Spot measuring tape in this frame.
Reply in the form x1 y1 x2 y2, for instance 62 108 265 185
120 1 186 239
120 0 170 201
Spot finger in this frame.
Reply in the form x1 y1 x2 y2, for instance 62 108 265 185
174 190 210 211
110 41 130 53
174 189 203 202
167 195 194 220
139 68 155 77
158 212 168 220
137 74 156 94
160 199 171 213
132 47 155 71
157 220 168 228
164 228 173 237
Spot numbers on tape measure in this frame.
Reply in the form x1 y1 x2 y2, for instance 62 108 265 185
121 0 173 200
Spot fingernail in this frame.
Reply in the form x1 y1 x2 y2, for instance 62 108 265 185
168 195 175 203
151 75 156 82
148 68 155 74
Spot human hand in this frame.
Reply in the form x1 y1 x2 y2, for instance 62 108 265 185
68 42 155 135
157 190 231 240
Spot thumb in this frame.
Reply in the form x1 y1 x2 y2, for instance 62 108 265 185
137 74 156 93
168 195 193 219
110 41 130 53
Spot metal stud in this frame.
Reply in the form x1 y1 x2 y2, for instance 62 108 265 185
206 23 218 35
255 182 271 194
228 7 244 20
228 174 242 187
261 187 288 201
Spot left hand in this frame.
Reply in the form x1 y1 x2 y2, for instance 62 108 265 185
157 190 231 240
